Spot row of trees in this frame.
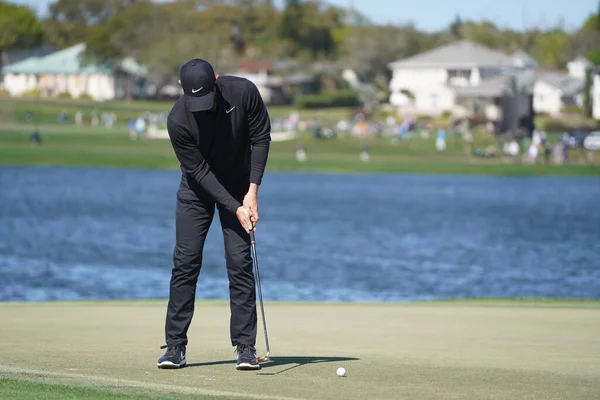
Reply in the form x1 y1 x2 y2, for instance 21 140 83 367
2 0 599 88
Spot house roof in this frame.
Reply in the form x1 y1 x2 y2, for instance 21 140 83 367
388 40 519 69
511 50 537 67
119 56 148 77
2 45 55 66
453 70 535 97
453 75 513 97
2 43 147 77
537 72 584 96
568 56 592 66
2 44 109 74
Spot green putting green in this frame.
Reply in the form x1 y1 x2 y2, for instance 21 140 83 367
1 300 599 399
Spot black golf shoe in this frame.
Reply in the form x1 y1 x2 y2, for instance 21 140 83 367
157 344 186 369
236 344 260 370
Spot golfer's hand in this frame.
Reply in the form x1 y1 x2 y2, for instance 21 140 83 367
236 206 254 233
243 190 259 229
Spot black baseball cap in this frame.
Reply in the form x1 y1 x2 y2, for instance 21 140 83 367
179 58 216 112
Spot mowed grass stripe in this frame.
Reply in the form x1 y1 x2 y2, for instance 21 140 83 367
0 301 598 399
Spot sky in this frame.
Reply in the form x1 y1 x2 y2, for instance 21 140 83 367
8 0 599 32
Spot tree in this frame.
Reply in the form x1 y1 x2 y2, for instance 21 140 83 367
581 7 600 32
85 1 242 97
584 69 593 118
0 1 43 71
341 24 433 81
569 7 600 66
280 0 304 47
460 21 504 49
449 15 463 39
565 29 600 65
299 1 342 59
534 29 570 68
230 0 281 57
43 0 144 49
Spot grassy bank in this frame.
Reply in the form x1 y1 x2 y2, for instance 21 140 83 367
0 97 352 126
2 123 599 176
1 97 599 176
0 300 598 400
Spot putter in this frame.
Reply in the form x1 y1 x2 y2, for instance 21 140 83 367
250 230 271 363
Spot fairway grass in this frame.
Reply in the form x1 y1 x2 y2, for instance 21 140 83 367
1 300 599 399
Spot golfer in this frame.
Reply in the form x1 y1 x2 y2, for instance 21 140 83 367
157 58 271 371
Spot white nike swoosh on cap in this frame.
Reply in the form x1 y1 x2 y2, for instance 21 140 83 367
191 87 203 93
226 107 236 114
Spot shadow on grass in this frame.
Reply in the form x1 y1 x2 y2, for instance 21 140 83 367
187 356 359 375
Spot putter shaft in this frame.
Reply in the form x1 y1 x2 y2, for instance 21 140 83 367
250 231 270 361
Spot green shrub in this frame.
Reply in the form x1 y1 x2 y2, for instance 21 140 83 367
535 118 571 132
21 88 41 98
294 89 360 109
433 114 452 128
535 116 595 132
561 104 583 116
400 89 415 99
56 91 72 99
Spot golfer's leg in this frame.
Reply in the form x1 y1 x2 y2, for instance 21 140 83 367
165 196 215 346
217 204 257 347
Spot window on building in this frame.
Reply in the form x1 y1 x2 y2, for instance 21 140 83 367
447 69 472 86
448 69 471 79
430 93 438 108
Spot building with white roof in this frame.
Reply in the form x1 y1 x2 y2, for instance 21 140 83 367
387 40 534 119
593 69 600 120
388 40 595 122
1 43 147 101
533 57 590 116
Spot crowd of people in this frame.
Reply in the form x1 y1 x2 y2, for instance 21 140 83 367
23 107 598 165
275 110 597 166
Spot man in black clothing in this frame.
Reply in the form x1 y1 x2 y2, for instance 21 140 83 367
157 58 271 371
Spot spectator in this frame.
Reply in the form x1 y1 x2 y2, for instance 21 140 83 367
435 127 446 152
135 115 146 139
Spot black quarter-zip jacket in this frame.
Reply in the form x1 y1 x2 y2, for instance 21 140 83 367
166 76 271 214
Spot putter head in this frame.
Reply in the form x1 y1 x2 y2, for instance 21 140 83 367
256 353 271 364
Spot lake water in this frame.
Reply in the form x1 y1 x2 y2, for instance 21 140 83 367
0 166 599 302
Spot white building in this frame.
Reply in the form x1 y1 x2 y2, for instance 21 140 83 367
533 57 589 116
231 70 284 105
511 50 538 69
593 73 600 120
567 56 592 79
1 43 147 101
387 40 534 119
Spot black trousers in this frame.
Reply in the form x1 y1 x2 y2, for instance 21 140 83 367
164 178 256 348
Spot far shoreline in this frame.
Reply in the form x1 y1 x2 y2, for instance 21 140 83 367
2 298 599 308
1 161 599 177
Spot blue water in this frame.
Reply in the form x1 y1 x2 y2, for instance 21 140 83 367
0 166 599 302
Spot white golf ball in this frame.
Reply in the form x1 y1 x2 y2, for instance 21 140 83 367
336 367 346 377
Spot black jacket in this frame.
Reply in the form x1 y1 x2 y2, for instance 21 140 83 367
167 76 271 214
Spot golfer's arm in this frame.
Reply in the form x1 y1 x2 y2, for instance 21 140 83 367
167 119 241 214
247 182 259 195
245 80 271 187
